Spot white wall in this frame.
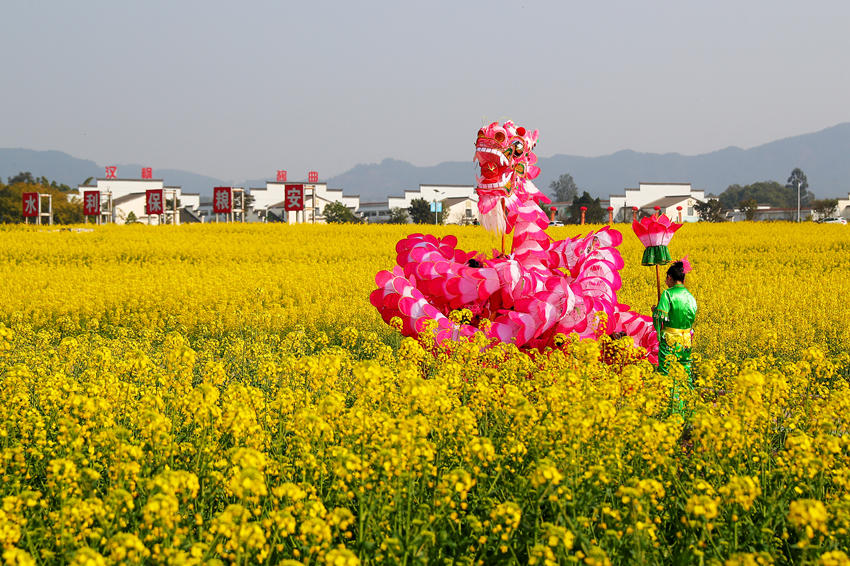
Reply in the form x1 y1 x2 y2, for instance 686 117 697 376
444 198 476 224
657 197 694 222
419 184 474 201
111 191 182 225
181 194 200 210
251 182 363 224
89 179 165 200
836 193 850 219
250 183 288 211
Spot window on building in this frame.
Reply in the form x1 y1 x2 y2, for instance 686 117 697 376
465 208 472 217
688 207 694 216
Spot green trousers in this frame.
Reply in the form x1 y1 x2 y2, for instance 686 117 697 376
657 339 693 417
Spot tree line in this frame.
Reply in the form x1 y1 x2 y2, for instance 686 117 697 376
0 172 84 224
548 168 842 223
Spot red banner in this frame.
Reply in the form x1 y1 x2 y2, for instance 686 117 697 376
105 166 117 179
276 170 287 182
146 189 164 215
83 191 100 216
307 171 318 183
213 187 232 213
285 184 304 211
141 167 153 179
22 192 39 217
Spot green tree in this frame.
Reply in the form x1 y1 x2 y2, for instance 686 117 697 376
694 199 726 222
739 198 758 221
388 207 409 224
0 174 83 224
7 171 36 185
786 168 812 206
568 191 604 224
719 181 796 209
125 211 138 224
323 201 359 223
810 198 838 219
549 173 578 203
409 198 432 224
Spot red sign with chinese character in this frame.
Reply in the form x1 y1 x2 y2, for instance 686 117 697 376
83 191 100 216
307 171 318 183
146 189 164 215
141 167 153 179
22 192 39 217
276 170 287 182
213 187 232 213
285 184 304 211
106 166 117 179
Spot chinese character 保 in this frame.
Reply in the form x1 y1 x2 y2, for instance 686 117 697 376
23 195 38 215
148 193 163 211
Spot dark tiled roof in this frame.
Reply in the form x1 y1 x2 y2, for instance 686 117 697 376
641 196 693 209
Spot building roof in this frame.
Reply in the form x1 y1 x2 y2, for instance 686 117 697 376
641 195 694 209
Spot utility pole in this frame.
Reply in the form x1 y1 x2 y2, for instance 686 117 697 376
433 190 443 224
791 179 801 223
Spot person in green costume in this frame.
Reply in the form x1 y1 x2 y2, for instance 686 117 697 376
652 260 697 413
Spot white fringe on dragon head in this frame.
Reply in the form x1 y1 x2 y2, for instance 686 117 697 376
474 121 549 236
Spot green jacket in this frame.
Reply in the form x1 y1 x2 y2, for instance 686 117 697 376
653 284 697 334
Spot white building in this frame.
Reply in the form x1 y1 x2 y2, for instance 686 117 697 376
443 197 478 225
364 184 476 224
359 201 394 223
248 181 360 223
638 195 695 222
76 173 198 224
836 192 850 219
609 182 706 223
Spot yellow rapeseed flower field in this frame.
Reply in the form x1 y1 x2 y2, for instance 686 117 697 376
0 222 848 565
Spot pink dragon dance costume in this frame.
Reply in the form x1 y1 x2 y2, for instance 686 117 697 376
370 121 658 360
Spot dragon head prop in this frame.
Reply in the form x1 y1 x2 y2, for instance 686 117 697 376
474 121 550 236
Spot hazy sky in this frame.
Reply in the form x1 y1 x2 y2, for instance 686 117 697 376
3 0 849 182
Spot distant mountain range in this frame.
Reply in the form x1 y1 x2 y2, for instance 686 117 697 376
3 122 850 201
